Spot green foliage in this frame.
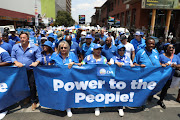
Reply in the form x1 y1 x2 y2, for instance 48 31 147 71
55 11 75 27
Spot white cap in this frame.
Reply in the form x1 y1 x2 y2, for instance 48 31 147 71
81 31 86 36
10 28 15 32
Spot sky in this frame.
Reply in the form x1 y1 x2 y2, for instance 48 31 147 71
71 0 106 24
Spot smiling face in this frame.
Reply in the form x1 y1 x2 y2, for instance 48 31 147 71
166 44 174 54
60 44 69 55
118 47 125 56
93 48 102 56
146 39 155 52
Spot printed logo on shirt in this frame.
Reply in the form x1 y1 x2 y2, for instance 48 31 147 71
29 50 33 53
97 67 115 77
154 55 158 59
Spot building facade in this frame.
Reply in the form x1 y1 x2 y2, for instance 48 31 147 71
55 0 71 15
0 0 41 27
91 0 180 38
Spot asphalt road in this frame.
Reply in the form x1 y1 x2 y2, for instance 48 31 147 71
2 87 180 120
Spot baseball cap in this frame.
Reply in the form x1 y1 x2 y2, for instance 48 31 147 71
94 44 103 49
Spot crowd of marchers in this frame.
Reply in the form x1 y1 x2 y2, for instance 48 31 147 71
0 27 180 118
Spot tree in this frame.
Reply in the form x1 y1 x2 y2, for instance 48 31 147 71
55 11 75 27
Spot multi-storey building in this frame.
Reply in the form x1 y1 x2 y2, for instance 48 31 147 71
91 0 180 38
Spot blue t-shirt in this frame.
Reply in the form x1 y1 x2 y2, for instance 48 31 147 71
50 52 78 66
133 48 160 67
130 38 146 53
102 45 117 62
9 36 20 42
81 43 95 57
0 42 12 55
41 52 52 65
177 53 180 58
0 47 11 63
70 41 81 57
72 37 81 44
159 54 180 65
115 36 121 46
3 39 15 47
11 43 42 70
100 35 107 42
82 54 107 64
110 55 132 65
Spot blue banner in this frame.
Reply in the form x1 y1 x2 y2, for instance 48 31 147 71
0 67 30 111
34 65 173 111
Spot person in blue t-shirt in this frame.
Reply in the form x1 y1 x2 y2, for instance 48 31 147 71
130 31 146 53
81 44 107 117
0 47 11 66
50 40 80 118
108 44 134 67
133 37 161 67
41 41 54 65
65 35 83 62
0 46 12 119
157 43 180 109
81 44 107 64
100 29 107 42
133 37 165 110
9 29 20 43
102 37 117 62
2 32 15 47
47 33 56 50
81 35 95 58
0 34 12 55
108 44 134 117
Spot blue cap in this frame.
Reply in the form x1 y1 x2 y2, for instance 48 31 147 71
48 33 55 40
164 43 170 46
140 31 144 36
42 41 53 50
85 35 92 39
120 31 125 35
117 44 126 50
134 31 142 36
93 44 103 49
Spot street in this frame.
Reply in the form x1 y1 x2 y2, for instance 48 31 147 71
3 87 180 120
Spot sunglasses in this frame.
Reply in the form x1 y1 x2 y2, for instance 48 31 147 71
168 46 174 49
118 50 125 51
60 47 67 49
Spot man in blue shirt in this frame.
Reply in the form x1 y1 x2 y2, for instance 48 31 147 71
9 29 20 43
100 29 107 42
65 35 83 62
102 37 117 62
2 33 15 47
133 37 161 67
11 32 42 111
0 34 12 55
130 31 146 53
81 35 95 58
0 47 11 66
0 47 11 119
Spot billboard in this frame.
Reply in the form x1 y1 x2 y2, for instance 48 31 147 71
142 0 180 9
79 15 85 24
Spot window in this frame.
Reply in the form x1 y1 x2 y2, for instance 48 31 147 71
126 11 131 27
132 9 136 26
121 12 124 27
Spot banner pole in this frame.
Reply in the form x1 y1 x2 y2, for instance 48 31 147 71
150 9 156 36
164 10 172 42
